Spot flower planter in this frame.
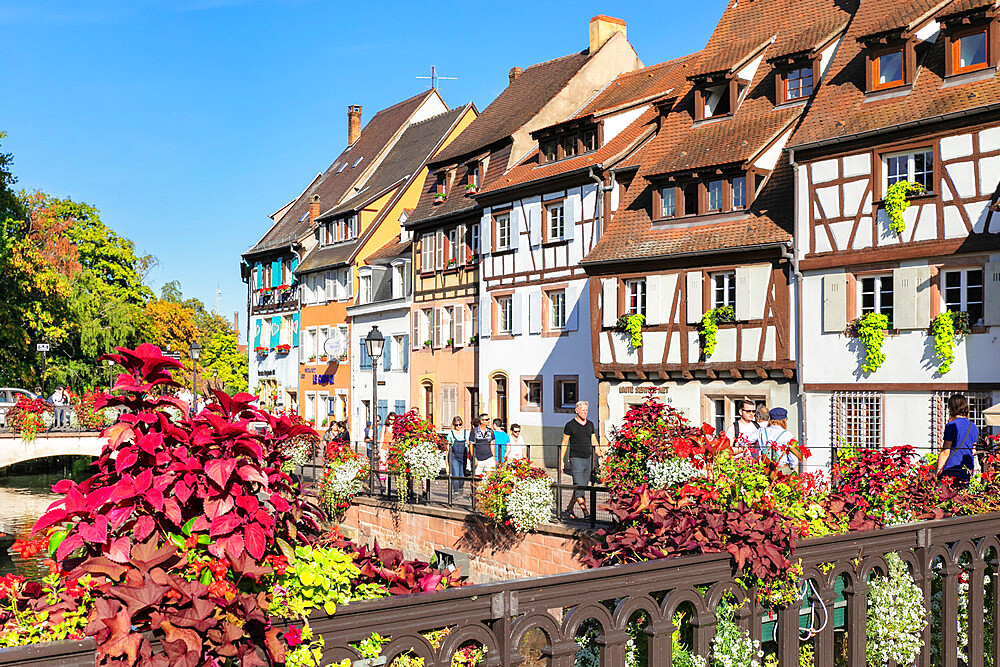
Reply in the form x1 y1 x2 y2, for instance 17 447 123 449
0 637 97 666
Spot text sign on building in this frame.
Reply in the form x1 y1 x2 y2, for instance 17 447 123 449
312 374 334 385
618 386 670 394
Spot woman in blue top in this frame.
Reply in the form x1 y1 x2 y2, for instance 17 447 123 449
936 394 979 487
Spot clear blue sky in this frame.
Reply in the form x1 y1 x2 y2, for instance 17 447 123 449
0 0 726 340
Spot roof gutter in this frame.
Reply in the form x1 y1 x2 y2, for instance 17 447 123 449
580 241 790 268
788 101 1000 153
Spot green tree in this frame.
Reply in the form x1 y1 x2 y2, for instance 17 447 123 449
161 280 183 303
202 327 248 394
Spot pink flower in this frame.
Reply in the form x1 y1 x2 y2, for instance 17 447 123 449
284 625 303 647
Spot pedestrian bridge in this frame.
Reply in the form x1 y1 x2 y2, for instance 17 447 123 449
0 432 105 469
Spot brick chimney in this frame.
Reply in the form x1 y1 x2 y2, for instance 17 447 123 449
508 66 523 84
347 105 362 145
309 194 321 223
589 15 627 54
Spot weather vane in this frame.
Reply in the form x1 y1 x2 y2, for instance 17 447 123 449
416 66 458 89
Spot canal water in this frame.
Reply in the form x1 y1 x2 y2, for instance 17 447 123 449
0 456 95 578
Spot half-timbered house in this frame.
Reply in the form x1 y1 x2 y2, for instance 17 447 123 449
789 0 1000 464
473 54 698 459
404 16 643 428
581 0 855 442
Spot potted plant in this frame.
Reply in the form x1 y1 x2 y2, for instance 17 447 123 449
884 180 924 234
616 313 646 349
446 337 454 346
338 353 348 361
275 344 291 355
433 192 447 203
699 306 735 358
469 334 479 346
447 258 456 268
465 183 478 193
931 310 971 375
319 355 328 362
423 339 433 349
308 355 316 362
849 312 889 373
254 346 268 355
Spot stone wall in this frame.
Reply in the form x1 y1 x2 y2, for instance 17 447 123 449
341 497 593 583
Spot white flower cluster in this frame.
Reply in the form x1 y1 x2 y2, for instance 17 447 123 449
932 566 991 666
867 552 926 666
710 613 762 667
505 476 552 533
404 441 443 481
320 458 369 511
282 439 312 471
647 456 699 489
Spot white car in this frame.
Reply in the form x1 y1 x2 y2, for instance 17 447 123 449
0 388 38 427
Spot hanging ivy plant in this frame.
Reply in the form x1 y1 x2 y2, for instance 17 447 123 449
883 180 924 234
931 310 972 375
700 306 735 358
616 313 646 348
852 312 889 373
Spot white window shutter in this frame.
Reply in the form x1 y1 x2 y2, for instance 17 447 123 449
735 266 752 321
645 275 661 325
433 307 442 347
346 269 353 298
457 225 466 266
686 271 703 324
412 311 420 349
421 233 432 272
893 267 918 329
528 289 542 334
480 295 492 338
985 262 1000 326
480 211 492 255
563 195 576 242
435 230 445 270
602 278 618 328
510 207 521 252
736 264 771 321
913 266 931 329
528 206 541 248
454 305 465 347
565 282 580 331
512 292 523 335
822 273 847 333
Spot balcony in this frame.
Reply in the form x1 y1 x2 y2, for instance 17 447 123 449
251 286 299 315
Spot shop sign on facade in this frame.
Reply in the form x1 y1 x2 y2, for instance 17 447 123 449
312 374 334 385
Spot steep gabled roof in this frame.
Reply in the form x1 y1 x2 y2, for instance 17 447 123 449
320 105 471 220
792 0 1000 148
244 89 440 256
431 51 592 165
572 53 701 118
364 235 412 265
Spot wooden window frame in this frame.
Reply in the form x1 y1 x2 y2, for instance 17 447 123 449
542 198 567 244
876 142 936 199
492 209 513 253
492 291 515 339
582 128 599 153
626 278 647 317
774 58 819 104
654 185 678 220
561 134 579 159
552 375 580 414
467 162 481 188
867 43 911 92
541 139 558 164
445 228 459 270
436 172 447 196
520 376 543 413
731 175 748 210
707 179 724 213
542 286 569 334
947 24 992 76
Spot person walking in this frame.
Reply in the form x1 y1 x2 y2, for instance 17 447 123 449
446 417 470 493
725 399 761 458
507 424 526 461
755 404 770 429
492 419 510 463
471 413 496 476
755 408 799 470
560 401 603 520
377 413 396 487
937 394 979 488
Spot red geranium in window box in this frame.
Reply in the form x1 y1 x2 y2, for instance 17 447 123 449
275 344 291 354
254 346 268 354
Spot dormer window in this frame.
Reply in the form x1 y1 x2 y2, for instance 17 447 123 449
561 135 578 158
873 48 904 89
948 26 990 75
436 173 447 196
732 176 747 209
707 180 723 212
653 171 758 221
583 129 598 152
659 187 676 218
693 74 744 121
542 140 558 162
536 124 600 163
784 65 814 100
468 163 480 188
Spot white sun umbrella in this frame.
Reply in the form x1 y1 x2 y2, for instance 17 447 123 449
984 402 1000 426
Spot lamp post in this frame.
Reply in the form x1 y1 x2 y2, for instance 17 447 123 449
212 368 219 392
189 341 201 418
365 326 385 489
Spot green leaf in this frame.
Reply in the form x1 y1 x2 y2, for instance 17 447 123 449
181 516 198 537
200 568 213 585
48 529 68 557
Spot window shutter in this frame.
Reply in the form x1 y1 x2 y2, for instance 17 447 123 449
823 273 847 333
270 317 281 347
892 268 918 329
528 289 542 334
411 312 420 349
402 334 410 370
255 263 263 289
563 195 576 242
736 264 771 321
384 338 392 371
435 230 445 270
271 260 281 287
395 400 406 415
457 225 467 266
253 320 262 348
480 295 492 338
601 278 618 328
510 207 521 252
433 307 442 347
421 233 433 272
346 269 354 298
454 305 465 347
291 313 300 347
290 256 298 276
565 282 580 331
512 292 523 335
480 211 492 255
985 262 1000 326
528 206 541 248
645 276 662 326
686 271 703 324
914 266 931 329
359 341 369 370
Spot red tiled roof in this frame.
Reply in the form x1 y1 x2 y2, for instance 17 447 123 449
573 53 701 118
363 235 412 264
792 0 1000 148
245 90 439 256
431 51 592 165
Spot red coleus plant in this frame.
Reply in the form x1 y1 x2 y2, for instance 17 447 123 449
31 343 326 666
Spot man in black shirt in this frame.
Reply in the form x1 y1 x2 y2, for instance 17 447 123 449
470 413 496 476
559 401 603 519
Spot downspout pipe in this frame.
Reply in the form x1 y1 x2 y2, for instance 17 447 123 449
787 147 807 474
589 166 615 448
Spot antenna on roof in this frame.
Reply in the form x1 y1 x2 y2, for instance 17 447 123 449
416 65 458 89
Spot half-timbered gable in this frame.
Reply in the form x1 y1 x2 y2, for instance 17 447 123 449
581 0 855 439
790 0 1000 461
470 55 698 454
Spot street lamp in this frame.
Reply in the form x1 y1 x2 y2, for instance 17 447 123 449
365 326 385 488
189 341 201 417
104 359 114 390
212 368 219 391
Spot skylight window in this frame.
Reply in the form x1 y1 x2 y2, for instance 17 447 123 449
337 163 347 173
298 210 309 222
352 157 363 168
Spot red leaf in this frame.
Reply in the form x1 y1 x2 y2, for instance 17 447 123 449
115 449 138 474
134 516 155 542
108 536 131 563
244 523 266 560
209 513 242 538
205 458 236 489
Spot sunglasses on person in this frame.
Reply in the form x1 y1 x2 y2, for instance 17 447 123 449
512 429 520 434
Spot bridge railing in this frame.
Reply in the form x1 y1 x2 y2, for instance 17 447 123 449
0 406 103 435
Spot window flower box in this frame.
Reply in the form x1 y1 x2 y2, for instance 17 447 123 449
276 283 291 291
433 193 447 203
254 346 268 355
275 344 291 354
465 184 478 193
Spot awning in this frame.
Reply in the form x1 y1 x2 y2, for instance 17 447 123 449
985 402 1000 426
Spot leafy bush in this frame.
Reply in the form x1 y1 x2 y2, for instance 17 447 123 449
616 313 646 348
5 397 52 442
476 459 552 532
851 313 888 373
883 180 924 234
388 410 445 478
